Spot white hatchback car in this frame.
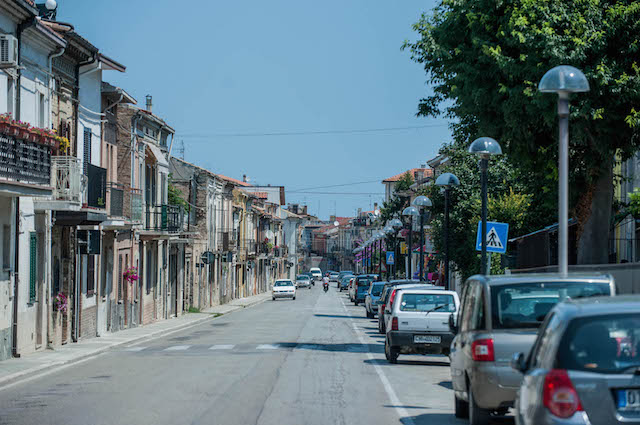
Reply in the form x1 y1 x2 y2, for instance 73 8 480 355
272 279 296 300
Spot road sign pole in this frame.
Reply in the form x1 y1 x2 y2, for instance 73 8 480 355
480 158 488 275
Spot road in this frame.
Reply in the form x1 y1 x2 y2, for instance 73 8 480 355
0 284 511 425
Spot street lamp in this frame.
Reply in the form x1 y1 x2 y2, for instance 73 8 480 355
402 206 419 279
539 65 589 276
435 172 460 289
412 196 432 282
389 217 403 278
469 137 502 275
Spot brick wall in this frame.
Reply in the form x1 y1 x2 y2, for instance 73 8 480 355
79 305 97 339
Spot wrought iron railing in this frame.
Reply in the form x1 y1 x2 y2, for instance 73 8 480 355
0 134 51 187
108 182 124 217
51 156 82 203
130 189 143 222
144 204 183 232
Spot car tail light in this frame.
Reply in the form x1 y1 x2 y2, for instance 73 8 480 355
391 317 398 331
471 338 495 362
388 289 398 308
543 369 583 418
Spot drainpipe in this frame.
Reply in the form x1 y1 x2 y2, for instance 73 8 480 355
11 198 20 357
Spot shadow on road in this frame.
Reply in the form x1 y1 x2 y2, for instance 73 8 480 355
400 412 514 425
314 314 357 319
276 342 385 353
363 358 449 367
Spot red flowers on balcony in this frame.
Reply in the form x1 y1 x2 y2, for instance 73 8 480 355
0 113 68 151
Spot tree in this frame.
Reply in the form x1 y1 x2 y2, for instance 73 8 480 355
379 172 414 224
403 0 640 264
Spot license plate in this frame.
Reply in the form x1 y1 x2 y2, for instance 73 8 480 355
414 335 441 344
617 389 640 411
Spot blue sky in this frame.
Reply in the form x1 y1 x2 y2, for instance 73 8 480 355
58 0 452 219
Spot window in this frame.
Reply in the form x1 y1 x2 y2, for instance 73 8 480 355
470 284 486 330
29 232 37 303
459 283 475 332
85 255 95 296
38 92 45 127
2 224 10 271
399 293 456 312
6 77 14 115
118 254 123 302
83 128 92 175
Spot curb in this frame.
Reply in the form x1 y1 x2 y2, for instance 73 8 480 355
0 295 269 390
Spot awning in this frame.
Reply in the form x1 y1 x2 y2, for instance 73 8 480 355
145 143 169 168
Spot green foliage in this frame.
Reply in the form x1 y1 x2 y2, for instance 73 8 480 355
168 174 189 211
629 188 640 219
187 306 200 313
396 172 414 192
403 0 640 236
380 172 415 224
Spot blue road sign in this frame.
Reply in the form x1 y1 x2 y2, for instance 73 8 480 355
476 221 509 254
386 251 395 265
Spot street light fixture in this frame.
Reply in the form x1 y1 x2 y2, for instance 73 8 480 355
469 137 502 275
402 206 419 279
539 65 589 276
390 217 403 278
435 172 460 289
412 196 432 282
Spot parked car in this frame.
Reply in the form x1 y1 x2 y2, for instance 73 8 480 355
365 282 385 318
350 275 378 305
449 273 616 425
329 272 340 283
378 281 441 334
309 268 322 282
385 289 460 363
295 274 312 289
511 295 640 425
339 275 354 291
272 279 297 300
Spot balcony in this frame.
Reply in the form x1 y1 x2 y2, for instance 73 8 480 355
51 156 82 203
108 182 124 217
0 133 52 195
144 204 183 233
217 230 238 251
130 189 143 222
242 239 257 255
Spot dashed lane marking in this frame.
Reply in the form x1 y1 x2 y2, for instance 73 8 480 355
209 345 235 350
123 347 146 352
164 345 191 351
256 344 280 350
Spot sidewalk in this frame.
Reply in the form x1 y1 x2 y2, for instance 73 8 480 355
0 292 271 389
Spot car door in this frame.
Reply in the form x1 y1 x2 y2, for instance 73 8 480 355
450 282 473 393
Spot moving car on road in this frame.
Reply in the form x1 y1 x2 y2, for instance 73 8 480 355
385 289 459 363
295 274 312 289
272 279 297 300
310 268 322 282
511 295 640 425
450 273 616 425
365 282 385 318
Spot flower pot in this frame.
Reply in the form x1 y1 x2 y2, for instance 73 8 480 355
8 125 19 137
18 128 31 140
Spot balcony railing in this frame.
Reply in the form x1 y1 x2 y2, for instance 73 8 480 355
130 189 143 222
242 239 257 254
108 182 124 217
144 204 183 233
0 133 51 187
217 230 238 251
51 156 82 203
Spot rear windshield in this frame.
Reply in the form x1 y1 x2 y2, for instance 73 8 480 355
275 281 294 287
358 278 373 287
556 313 640 374
491 281 612 329
371 284 384 296
399 293 456 312
296 275 308 280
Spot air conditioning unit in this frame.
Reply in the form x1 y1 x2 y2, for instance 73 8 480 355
0 35 18 68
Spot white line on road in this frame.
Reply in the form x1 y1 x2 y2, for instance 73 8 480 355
164 345 191 351
123 347 146 352
341 302 415 425
209 345 235 350
256 344 280 350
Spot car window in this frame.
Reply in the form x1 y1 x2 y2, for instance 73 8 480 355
371 284 384 297
275 281 293 287
460 283 475 333
530 313 560 369
490 281 612 329
399 293 456 312
470 284 486 330
555 313 640 374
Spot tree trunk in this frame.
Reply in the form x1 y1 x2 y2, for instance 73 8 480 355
576 161 613 265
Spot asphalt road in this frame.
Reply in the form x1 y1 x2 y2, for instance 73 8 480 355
0 284 512 425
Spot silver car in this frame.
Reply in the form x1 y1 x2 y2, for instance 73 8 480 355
512 295 640 425
295 275 312 289
450 273 616 425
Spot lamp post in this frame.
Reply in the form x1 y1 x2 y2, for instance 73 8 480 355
539 65 589 276
469 137 502 275
435 173 460 289
402 206 419 279
413 196 432 282
383 225 393 280
389 217 403 279
376 231 383 276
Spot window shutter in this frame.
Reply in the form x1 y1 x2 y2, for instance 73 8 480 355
83 128 91 175
29 232 37 303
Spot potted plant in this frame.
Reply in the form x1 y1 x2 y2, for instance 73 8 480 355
16 121 31 139
123 266 139 283
0 113 11 133
53 292 68 313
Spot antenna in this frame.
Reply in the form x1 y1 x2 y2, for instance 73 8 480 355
177 139 185 160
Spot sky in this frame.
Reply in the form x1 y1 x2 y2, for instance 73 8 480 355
58 0 452 219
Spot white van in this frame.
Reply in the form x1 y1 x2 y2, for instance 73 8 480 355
309 268 322 281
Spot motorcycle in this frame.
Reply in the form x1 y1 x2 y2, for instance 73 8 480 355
323 283 329 293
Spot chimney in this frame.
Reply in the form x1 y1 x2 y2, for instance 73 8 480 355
145 95 152 113
330 215 336 223
302 205 308 215
357 208 362 216
242 174 247 182
420 163 426 168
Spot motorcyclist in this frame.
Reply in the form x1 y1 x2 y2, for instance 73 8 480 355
322 276 330 291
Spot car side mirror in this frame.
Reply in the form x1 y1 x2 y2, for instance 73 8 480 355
510 352 527 374
448 314 458 334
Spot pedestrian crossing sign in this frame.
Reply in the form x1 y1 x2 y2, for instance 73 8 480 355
476 221 509 254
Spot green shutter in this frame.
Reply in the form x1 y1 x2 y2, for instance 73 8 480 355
29 232 37 303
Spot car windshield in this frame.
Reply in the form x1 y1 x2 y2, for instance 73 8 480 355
556 313 640 374
275 281 294 287
371 284 384 296
399 293 456 312
296 275 308 280
491 281 612 329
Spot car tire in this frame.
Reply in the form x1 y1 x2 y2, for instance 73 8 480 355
454 395 469 419
366 310 373 319
385 337 399 364
293 296 296 300
272 297 276 301
354 300 359 306
468 389 491 425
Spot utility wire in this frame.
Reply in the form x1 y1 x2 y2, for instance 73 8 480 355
288 179 380 192
176 123 446 138
289 191 385 195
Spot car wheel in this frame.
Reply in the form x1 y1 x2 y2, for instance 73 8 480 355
454 395 469 419
384 337 399 364
293 296 296 300
354 300 359 306
468 389 491 425
272 297 276 301
366 310 373 319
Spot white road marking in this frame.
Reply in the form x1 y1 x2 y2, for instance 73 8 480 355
341 301 414 425
209 344 235 350
123 347 146 352
256 344 280 350
164 345 190 351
